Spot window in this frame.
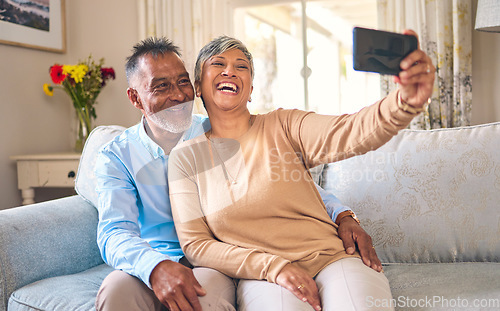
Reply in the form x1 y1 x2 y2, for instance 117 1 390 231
233 0 380 115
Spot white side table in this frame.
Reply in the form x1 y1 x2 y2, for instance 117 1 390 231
10 153 81 205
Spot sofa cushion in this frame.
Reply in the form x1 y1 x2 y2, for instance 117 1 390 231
0 196 104 311
8 264 114 311
382 262 500 310
75 125 126 207
322 122 500 263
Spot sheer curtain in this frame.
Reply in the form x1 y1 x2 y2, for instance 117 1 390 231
377 0 472 129
136 0 233 113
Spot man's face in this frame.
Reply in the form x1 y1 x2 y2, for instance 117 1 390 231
128 52 195 133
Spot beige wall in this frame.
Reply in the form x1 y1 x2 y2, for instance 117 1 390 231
1 0 499 209
0 0 140 208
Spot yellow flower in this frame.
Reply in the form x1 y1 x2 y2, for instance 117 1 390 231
43 83 54 96
62 64 88 83
72 64 88 83
62 65 73 75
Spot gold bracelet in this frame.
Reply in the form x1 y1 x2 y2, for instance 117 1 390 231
397 91 430 114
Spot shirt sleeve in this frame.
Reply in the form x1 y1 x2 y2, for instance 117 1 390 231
314 183 352 223
95 149 172 288
168 148 290 283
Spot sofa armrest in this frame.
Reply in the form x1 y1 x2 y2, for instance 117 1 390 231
0 195 103 311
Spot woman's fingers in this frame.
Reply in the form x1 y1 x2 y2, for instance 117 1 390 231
276 264 322 310
298 280 322 311
393 30 436 107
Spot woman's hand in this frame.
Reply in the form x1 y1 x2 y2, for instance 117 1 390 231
394 29 436 108
276 263 322 311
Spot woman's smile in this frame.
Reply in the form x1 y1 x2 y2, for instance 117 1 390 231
216 82 239 94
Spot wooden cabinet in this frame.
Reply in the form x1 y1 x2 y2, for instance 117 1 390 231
10 153 81 205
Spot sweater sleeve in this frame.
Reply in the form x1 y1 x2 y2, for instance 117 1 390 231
286 89 415 167
168 145 290 283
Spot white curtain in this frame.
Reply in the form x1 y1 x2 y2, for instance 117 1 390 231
377 0 472 129
137 0 234 113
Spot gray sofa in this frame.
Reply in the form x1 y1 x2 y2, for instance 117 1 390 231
1 122 499 311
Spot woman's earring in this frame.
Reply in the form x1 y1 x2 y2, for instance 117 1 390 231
248 97 252 102
196 92 201 97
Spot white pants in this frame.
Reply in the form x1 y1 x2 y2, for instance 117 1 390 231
96 267 236 311
237 258 393 311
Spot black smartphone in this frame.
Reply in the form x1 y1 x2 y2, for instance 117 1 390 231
353 27 418 75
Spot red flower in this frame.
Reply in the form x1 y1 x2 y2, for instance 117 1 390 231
100 67 115 86
49 65 67 84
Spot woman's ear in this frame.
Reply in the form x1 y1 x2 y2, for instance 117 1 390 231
127 88 143 109
194 80 201 97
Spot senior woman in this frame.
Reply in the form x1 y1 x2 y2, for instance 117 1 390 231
168 34 435 310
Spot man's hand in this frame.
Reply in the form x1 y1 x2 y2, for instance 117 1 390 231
276 264 322 311
150 260 206 311
337 216 383 272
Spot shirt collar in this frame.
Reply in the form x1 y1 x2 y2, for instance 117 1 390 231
138 115 197 159
139 116 165 159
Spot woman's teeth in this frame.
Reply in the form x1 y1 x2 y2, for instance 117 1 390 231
217 82 238 93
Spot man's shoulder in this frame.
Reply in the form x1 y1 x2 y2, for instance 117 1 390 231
192 113 209 123
190 114 210 131
183 114 210 140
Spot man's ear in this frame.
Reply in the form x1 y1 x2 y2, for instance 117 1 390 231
127 88 143 109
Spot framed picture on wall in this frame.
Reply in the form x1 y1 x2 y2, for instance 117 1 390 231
0 0 66 53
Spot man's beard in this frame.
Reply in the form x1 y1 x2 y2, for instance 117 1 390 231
147 101 194 134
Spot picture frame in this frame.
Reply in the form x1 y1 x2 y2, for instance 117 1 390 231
0 0 66 53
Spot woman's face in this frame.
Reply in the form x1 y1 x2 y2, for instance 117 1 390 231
196 48 253 114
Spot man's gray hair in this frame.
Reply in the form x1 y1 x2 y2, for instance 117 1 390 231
194 36 254 82
125 37 182 84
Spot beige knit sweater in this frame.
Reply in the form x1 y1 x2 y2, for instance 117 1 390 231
168 90 414 283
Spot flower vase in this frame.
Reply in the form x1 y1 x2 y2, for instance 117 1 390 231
74 108 93 153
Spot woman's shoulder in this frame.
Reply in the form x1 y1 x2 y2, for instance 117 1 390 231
257 108 314 125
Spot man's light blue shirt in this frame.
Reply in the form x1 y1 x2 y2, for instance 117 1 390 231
95 114 351 288
95 115 210 288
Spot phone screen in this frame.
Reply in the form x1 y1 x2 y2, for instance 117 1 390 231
353 27 418 75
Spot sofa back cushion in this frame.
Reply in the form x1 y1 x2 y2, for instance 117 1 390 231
322 122 500 264
75 125 126 207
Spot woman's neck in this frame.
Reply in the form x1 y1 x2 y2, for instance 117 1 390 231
207 110 253 139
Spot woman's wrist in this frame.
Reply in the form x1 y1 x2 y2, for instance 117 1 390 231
397 91 430 114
